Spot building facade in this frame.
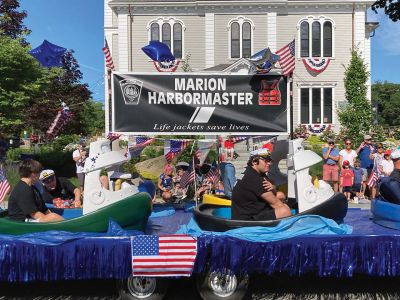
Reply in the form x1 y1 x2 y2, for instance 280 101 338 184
104 0 377 133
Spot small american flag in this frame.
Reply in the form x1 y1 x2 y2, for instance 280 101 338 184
131 235 197 277
102 39 115 71
129 136 155 157
0 168 11 203
180 163 195 188
276 40 295 76
206 166 220 186
230 136 248 143
164 140 189 163
367 171 378 188
107 132 121 142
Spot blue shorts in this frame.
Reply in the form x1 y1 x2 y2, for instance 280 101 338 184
353 183 362 193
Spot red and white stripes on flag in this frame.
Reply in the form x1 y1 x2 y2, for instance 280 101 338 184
164 140 189 163
102 39 115 71
131 235 197 277
367 171 379 188
0 168 11 203
276 40 295 76
206 166 220 186
179 163 195 188
107 132 121 142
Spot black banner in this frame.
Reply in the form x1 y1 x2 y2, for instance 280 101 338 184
112 73 288 134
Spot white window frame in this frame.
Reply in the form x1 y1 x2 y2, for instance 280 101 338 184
297 84 336 125
227 16 255 59
297 16 336 59
146 17 185 59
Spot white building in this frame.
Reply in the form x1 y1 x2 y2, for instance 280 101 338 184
104 0 378 133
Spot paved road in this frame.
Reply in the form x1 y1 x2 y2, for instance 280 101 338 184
1 275 400 299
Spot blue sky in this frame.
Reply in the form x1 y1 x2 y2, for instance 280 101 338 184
19 0 400 104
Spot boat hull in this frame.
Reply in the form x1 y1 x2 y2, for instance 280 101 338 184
194 192 348 232
0 192 152 235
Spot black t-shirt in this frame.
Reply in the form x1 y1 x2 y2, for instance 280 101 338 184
41 177 76 204
8 181 48 221
390 169 400 182
231 167 273 221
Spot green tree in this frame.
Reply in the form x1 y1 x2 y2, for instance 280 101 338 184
372 0 400 22
371 81 400 126
79 100 105 135
338 50 372 145
0 35 51 135
0 0 30 44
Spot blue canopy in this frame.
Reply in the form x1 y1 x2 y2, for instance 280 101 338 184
29 40 67 67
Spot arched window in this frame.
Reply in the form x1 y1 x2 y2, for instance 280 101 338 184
300 22 309 57
150 23 159 41
298 17 334 58
147 18 185 59
228 17 254 59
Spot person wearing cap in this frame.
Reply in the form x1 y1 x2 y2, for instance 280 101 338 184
231 149 291 221
340 160 354 201
72 141 87 193
356 135 375 176
381 149 394 177
39 169 82 207
322 139 340 192
8 159 64 222
390 148 400 182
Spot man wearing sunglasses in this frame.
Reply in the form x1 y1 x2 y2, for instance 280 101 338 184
231 149 291 221
322 139 340 192
39 169 82 208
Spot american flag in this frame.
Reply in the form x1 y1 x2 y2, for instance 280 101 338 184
0 168 11 203
276 40 295 76
164 140 189 163
230 136 248 143
206 166 220 186
129 136 155 157
102 39 115 71
107 132 121 142
180 163 195 188
131 235 197 277
367 171 378 188
195 140 215 165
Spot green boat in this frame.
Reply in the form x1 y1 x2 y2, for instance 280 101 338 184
0 192 152 235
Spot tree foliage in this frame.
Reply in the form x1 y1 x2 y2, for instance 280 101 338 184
0 0 30 44
338 50 372 145
372 0 400 22
371 81 400 126
79 101 105 135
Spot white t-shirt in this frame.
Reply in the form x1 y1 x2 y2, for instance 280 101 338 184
339 149 358 167
381 159 394 176
73 149 86 173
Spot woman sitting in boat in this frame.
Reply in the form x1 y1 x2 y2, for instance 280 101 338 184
158 164 174 202
8 159 64 222
231 149 291 221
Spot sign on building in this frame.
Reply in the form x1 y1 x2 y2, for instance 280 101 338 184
112 73 288 134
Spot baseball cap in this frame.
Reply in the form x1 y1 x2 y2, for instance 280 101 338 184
364 134 372 140
391 149 400 160
342 160 350 166
250 148 271 159
39 169 55 181
384 149 391 156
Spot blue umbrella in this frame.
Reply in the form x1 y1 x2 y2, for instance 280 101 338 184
29 40 67 67
142 41 176 63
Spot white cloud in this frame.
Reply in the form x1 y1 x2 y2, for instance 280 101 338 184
368 8 400 56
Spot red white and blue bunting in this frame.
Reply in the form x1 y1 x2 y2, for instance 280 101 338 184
303 124 332 134
302 58 330 74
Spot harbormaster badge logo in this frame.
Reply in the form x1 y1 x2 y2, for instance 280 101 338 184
120 79 143 105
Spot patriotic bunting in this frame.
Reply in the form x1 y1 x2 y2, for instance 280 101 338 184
164 140 189 163
129 136 155 158
46 104 73 140
302 57 330 74
131 235 197 277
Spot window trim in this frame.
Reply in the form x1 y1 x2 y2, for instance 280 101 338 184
297 84 336 125
147 17 186 59
297 16 336 59
227 16 255 59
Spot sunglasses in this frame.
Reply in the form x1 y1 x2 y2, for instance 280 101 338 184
259 157 272 163
377 147 383 149
329 142 334 145
42 176 55 184
345 143 352 145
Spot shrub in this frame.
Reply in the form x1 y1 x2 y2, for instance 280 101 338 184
51 134 80 152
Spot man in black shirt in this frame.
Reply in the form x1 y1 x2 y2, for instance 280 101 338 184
232 149 291 221
8 160 64 222
39 169 81 207
390 149 400 182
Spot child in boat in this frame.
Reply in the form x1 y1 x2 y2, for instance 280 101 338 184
173 163 189 200
340 160 354 201
158 164 174 202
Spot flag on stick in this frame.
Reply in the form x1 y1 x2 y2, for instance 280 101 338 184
107 132 121 142
103 39 115 70
367 170 378 188
276 40 295 76
131 235 197 277
164 140 189 163
206 166 220 186
0 168 11 203
180 162 195 188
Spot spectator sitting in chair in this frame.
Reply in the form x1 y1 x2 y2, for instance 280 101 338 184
39 169 82 208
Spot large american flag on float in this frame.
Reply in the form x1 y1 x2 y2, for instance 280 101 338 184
131 235 197 277
164 140 189 163
129 136 155 157
102 39 115 71
0 168 11 203
276 40 295 76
